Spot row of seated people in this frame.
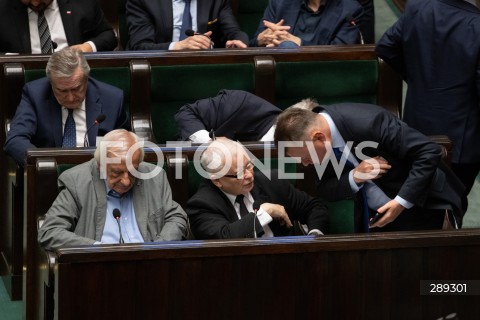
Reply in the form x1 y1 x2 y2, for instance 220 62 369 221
5 47 464 239
22 131 467 319
0 0 375 54
37 124 464 251
1 43 399 301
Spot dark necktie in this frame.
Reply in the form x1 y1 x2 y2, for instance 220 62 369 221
235 195 249 218
62 109 76 147
38 10 53 54
179 0 192 40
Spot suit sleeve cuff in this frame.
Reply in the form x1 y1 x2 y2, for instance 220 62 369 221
189 130 211 143
394 195 414 209
348 170 361 192
256 208 273 227
308 229 323 236
86 41 97 52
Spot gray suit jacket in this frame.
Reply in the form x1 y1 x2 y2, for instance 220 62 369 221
38 159 187 250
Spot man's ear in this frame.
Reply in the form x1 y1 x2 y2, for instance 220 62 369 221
312 131 326 142
211 175 222 188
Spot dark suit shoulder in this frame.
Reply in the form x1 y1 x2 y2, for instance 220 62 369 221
87 77 123 95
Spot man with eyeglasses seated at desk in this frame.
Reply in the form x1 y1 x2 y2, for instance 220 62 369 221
38 129 188 250
186 137 329 239
4 47 130 166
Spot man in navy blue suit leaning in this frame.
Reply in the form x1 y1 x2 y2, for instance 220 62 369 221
4 47 130 165
376 0 480 212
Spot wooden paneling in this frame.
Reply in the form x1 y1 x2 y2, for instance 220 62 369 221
49 230 480 320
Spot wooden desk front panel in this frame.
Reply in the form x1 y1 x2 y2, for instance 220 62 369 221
54 231 480 320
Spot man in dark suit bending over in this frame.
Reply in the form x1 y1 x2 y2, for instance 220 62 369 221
4 47 130 165
186 137 329 239
274 100 464 232
175 90 281 143
0 0 117 54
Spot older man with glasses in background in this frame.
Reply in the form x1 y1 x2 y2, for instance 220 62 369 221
4 47 130 166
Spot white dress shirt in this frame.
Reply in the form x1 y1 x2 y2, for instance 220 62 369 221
27 0 96 53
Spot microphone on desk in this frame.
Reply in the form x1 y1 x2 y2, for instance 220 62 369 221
345 16 364 45
51 41 58 52
252 200 262 239
83 114 106 147
185 29 214 49
112 208 124 244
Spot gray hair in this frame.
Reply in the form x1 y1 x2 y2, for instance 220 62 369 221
286 98 319 111
200 138 248 174
94 129 144 164
46 47 90 79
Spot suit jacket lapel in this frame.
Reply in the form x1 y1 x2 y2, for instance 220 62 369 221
196 0 210 32
58 0 76 45
49 95 64 146
209 181 240 222
161 0 174 40
132 177 149 241
249 180 286 236
85 79 102 145
91 160 108 240
14 1 31 52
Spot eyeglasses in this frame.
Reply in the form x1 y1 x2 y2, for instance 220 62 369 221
222 161 254 180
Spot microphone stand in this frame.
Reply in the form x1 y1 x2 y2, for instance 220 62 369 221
116 218 124 244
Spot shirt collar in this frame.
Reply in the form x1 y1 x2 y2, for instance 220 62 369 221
221 190 254 207
319 112 345 149
105 181 131 199
302 0 326 13
62 102 86 113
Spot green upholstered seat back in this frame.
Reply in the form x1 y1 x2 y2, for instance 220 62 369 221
25 69 46 82
150 63 255 143
275 60 378 108
90 67 131 113
323 200 354 234
57 164 76 176
236 0 268 39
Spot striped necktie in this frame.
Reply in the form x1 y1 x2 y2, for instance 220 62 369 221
62 109 76 147
38 10 53 54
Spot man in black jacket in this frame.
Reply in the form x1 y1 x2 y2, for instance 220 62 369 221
0 0 116 54
186 137 329 239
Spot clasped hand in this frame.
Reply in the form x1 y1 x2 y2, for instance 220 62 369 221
257 20 301 47
353 156 391 184
174 31 214 50
174 31 247 50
